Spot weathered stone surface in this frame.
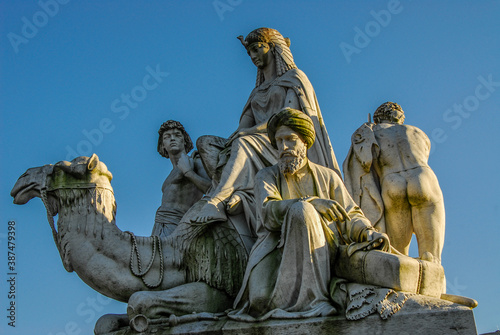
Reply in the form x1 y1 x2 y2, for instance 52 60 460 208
9 155 234 308
10 28 478 335
335 247 445 297
106 296 477 335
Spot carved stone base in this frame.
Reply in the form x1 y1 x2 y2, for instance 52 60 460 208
106 295 477 335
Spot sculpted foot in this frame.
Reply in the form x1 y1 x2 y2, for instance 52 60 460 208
226 194 243 215
192 200 227 223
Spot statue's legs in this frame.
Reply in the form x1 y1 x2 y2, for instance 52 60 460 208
247 249 281 316
127 282 232 320
407 167 445 263
382 172 413 255
193 134 278 223
210 136 277 202
95 283 233 333
246 202 336 317
383 168 445 264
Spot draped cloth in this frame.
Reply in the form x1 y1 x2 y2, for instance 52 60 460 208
239 68 340 173
189 68 341 229
342 122 386 232
329 279 410 321
152 208 185 237
229 161 373 321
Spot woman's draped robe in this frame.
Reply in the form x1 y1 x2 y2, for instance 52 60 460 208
194 68 340 231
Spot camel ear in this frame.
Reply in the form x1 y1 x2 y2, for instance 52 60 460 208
88 154 99 171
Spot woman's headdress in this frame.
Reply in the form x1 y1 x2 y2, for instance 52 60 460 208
238 28 297 87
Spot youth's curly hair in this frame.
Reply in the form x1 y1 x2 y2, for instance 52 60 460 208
157 120 193 158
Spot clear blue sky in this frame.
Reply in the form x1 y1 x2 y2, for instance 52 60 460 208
1 1 499 334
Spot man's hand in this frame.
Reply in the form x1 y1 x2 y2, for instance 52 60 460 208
309 198 351 222
365 230 390 251
177 152 194 175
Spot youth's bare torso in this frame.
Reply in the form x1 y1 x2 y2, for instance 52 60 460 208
159 161 205 214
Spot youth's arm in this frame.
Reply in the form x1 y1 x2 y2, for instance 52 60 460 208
178 153 211 193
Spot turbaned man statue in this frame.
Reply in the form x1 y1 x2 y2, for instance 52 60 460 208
229 108 389 321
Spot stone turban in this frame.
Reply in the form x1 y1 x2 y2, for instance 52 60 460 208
267 108 316 149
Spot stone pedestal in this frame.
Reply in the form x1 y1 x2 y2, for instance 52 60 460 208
107 295 477 335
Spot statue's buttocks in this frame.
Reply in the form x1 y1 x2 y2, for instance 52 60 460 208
373 123 431 176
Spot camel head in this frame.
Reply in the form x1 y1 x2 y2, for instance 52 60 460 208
11 154 113 215
11 155 117 274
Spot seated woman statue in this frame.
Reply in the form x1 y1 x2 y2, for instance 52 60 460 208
191 27 340 231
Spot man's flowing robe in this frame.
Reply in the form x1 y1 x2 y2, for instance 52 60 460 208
230 161 374 320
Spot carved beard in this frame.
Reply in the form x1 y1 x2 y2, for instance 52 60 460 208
279 146 307 175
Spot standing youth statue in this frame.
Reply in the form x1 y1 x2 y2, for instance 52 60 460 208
191 28 340 229
343 102 445 263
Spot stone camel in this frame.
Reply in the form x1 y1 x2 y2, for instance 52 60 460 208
10 154 245 331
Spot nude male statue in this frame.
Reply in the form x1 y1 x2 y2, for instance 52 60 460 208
343 102 445 264
152 120 211 237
